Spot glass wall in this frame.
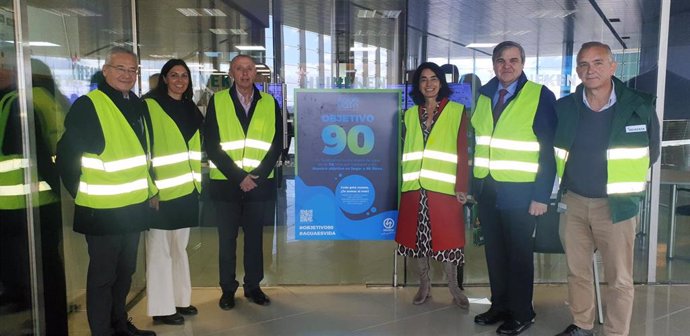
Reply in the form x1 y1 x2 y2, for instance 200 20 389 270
1 0 682 333
653 0 690 283
0 2 41 333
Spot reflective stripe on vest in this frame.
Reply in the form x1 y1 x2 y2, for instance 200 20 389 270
472 81 542 182
400 102 463 196
146 99 202 201
74 90 153 209
209 89 276 180
0 91 59 209
554 146 649 195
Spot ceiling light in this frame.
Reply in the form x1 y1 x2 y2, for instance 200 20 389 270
356 9 401 19
149 54 175 58
66 8 101 16
3 40 60 47
357 10 376 18
202 8 226 16
235 45 266 51
28 41 60 47
489 30 531 37
177 8 226 17
379 10 401 19
41 7 101 17
177 8 201 16
526 9 576 19
351 46 377 52
209 28 247 35
466 43 498 48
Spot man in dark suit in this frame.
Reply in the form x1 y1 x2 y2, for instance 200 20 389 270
470 41 557 335
204 55 282 310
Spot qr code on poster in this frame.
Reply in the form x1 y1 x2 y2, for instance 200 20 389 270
299 209 313 223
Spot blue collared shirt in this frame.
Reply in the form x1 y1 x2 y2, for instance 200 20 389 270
582 80 617 111
492 80 519 108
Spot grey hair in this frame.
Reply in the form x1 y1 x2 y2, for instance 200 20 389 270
105 46 136 65
492 41 525 64
230 54 256 67
578 41 615 62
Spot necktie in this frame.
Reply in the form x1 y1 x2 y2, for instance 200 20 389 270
493 89 508 123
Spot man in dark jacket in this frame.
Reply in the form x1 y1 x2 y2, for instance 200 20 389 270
471 41 557 336
57 47 156 336
204 55 282 310
554 42 660 336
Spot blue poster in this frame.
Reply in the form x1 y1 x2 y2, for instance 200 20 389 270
294 90 400 240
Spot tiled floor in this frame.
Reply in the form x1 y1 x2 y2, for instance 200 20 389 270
55 179 690 335
66 284 690 335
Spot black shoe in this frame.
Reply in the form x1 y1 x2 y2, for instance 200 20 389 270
219 293 236 310
497 318 534 335
474 308 509 326
555 324 594 336
244 287 271 306
123 320 156 336
152 312 184 325
176 305 198 316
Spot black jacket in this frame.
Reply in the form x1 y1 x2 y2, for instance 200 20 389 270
56 83 153 235
203 84 283 202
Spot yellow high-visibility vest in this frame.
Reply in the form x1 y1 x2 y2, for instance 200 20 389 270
146 98 201 201
74 90 157 209
401 102 463 196
472 81 542 182
555 146 649 195
209 89 276 179
0 91 59 210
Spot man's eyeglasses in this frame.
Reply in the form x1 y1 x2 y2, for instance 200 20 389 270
106 64 139 76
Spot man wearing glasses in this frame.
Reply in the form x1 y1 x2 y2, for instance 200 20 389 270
57 47 157 336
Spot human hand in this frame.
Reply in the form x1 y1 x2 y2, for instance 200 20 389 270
240 174 259 192
529 201 547 216
149 195 160 211
456 192 468 204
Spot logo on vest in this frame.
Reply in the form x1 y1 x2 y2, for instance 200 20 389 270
625 124 646 133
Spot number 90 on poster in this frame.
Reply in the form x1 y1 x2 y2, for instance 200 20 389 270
322 125 374 155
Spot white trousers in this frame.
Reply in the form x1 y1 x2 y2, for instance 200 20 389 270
145 228 192 316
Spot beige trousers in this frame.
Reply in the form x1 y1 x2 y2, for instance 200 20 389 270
559 192 636 336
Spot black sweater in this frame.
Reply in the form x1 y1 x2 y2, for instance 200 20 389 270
56 83 153 235
146 94 204 230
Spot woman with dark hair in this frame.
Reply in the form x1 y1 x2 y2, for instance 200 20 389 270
144 59 203 325
395 62 470 308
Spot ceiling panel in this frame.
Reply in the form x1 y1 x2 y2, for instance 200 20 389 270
23 0 648 64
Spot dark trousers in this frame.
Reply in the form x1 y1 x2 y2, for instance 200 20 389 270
478 182 536 322
85 232 140 336
0 204 67 335
217 200 272 294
